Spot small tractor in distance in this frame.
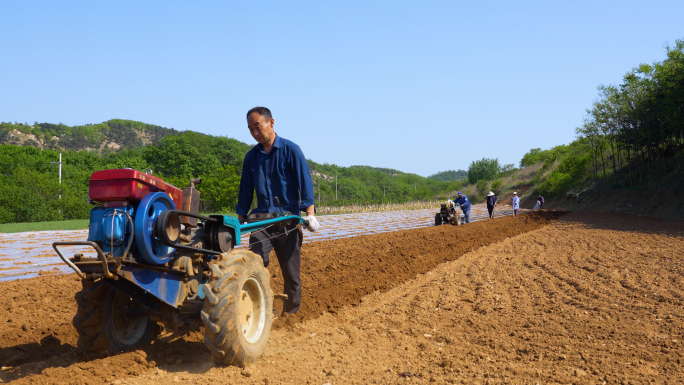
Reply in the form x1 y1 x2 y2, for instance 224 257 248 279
53 169 309 366
434 200 464 226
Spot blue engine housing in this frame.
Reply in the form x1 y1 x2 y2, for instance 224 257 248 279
88 204 136 259
86 193 189 308
87 192 177 265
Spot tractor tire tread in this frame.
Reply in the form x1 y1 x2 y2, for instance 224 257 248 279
202 250 273 367
73 279 111 355
73 278 160 356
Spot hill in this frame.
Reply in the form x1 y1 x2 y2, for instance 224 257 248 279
428 169 468 182
0 119 181 152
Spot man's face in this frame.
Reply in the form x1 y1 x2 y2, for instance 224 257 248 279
247 112 275 145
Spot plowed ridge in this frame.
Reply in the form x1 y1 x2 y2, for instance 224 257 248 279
268 211 560 323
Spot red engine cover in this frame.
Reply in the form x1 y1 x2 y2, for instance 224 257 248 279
89 169 183 209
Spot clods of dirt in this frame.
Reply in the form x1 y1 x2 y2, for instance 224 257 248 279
269 211 565 324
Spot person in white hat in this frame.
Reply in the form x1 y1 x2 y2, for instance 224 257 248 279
510 192 520 217
486 191 497 219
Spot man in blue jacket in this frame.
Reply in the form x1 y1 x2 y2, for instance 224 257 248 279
454 191 471 223
236 106 319 315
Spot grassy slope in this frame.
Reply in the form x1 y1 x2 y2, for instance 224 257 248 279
539 173 684 220
0 212 238 233
449 160 683 221
509 164 683 220
0 219 89 233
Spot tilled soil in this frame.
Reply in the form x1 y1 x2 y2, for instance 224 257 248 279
1 211 683 384
268 211 562 324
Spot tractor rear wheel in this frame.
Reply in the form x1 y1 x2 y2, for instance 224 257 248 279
201 250 273 367
73 279 160 355
434 213 441 226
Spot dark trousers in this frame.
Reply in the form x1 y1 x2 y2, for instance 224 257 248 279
249 223 303 314
487 205 494 219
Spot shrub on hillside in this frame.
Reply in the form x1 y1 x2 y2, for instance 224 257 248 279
537 151 592 195
520 148 551 168
491 179 503 193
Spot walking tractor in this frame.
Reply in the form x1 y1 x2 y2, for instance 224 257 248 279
52 169 310 366
434 200 465 226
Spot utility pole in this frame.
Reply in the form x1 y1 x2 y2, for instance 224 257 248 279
335 175 337 200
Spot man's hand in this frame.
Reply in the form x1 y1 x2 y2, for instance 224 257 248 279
302 215 320 232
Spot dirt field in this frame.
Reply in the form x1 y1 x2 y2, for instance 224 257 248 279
1 211 683 384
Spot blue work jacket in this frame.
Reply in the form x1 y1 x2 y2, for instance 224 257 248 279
236 135 315 217
455 195 470 210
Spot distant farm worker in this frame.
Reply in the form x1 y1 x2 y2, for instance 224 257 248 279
454 191 471 223
236 106 319 316
486 191 497 219
537 195 545 210
511 192 520 217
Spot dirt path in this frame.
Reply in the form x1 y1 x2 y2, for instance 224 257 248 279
1 211 682 384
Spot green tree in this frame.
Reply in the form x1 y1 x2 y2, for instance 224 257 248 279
144 132 222 177
196 165 241 213
467 158 501 184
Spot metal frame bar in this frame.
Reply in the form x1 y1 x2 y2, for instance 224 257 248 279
238 215 308 232
52 241 115 279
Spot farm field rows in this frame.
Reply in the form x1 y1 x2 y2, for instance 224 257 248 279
0 203 523 281
1 211 681 384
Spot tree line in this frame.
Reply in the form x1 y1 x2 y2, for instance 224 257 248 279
522 39 684 197
456 40 683 202
0 131 252 223
307 162 458 206
576 39 683 190
427 169 467 182
0 131 458 223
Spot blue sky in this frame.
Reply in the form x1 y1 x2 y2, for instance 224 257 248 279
1 1 682 177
